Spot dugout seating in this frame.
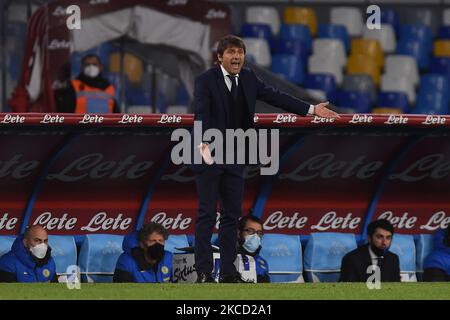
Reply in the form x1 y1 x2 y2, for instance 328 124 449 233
0 236 15 257
48 235 77 276
389 234 417 282
414 234 434 281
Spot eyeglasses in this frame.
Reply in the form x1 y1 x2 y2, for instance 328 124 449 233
243 228 263 237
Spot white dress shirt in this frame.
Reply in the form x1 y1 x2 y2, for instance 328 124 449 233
219 64 315 115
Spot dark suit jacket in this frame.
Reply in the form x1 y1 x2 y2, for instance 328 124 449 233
191 66 311 171
194 65 310 132
340 244 401 282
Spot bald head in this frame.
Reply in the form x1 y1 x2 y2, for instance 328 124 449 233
23 225 48 249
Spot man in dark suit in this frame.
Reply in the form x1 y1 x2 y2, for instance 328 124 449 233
340 219 401 282
193 35 339 283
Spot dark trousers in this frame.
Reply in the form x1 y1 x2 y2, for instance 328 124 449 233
194 165 244 275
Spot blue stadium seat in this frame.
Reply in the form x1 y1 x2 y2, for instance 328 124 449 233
381 8 400 36
376 91 410 113
271 54 305 84
260 234 303 283
414 234 434 281
317 24 350 52
389 234 417 281
399 24 432 51
79 234 124 283
304 233 357 282
240 23 274 48
0 236 15 258
438 26 450 39
48 235 77 276
420 74 450 96
175 85 190 106
396 40 430 70
304 73 337 102
336 90 372 113
414 91 449 115
165 235 190 253
272 39 308 62
430 57 450 75
279 24 312 53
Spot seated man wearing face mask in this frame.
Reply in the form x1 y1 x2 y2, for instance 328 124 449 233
113 222 173 283
0 226 57 283
236 215 270 283
340 219 401 282
55 54 120 113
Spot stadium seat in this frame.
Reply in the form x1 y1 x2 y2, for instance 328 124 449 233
272 39 308 62
279 24 312 53
109 52 144 84
79 234 124 283
308 54 343 85
351 38 384 68
260 234 303 283
336 90 372 113
271 54 304 84
444 9 450 26
48 235 77 276
385 55 419 87
399 24 432 51
420 74 450 96
240 23 273 48
389 234 417 282
405 8 438 35
415 234 434 281
304 232 357 282
312 39 347 68
165 235 190 254
434 40 450 57
318 24 350 52
330 7 363 37
363 24 397 53
381 74 416 104
346 54 380 86
381 8 400 36
127 106 153 114
304 73 337 102
342 75 376 103
376 91 410 113
0 236 15 257
414 91 449 115
166 105 189 114
372 107 402 114
283 7 318 36
438 26 450 39
396 39 430 70
430 57 450 75
246 6 280 36
242 38 271 68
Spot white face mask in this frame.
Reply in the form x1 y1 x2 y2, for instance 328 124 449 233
84 65 100 78
30 243 48 259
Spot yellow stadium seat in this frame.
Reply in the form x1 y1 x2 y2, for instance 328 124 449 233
434 40 450 57
351 38 384 68
283 7 317 36
109 52 144 84
347 54 381 86
372 107 402 114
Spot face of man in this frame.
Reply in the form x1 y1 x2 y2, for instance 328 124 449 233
368 228 392 251
23 226 48 250
240 220 263 240
218 45 245 75
82 56 102 71
140 232 165 249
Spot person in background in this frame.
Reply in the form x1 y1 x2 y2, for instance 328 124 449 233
237 215 270 283
55 54 120 113
113 222 173 283
0 226 57 282
423 225 450 281
340 219 401 282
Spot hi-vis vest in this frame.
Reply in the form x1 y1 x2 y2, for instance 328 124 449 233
72 79 116 113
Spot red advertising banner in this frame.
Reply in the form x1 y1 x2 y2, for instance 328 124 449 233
0 113 449 236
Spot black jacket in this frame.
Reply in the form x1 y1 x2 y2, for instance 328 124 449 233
340 244 401 282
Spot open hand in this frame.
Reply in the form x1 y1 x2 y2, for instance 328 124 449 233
314 101 340 119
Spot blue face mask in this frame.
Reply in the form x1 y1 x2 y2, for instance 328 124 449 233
243 234 261 253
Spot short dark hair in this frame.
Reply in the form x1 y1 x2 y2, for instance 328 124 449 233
138 222 169 242
367 219 394 237
238 215 262 232
216 35 246 56
81 54 102 65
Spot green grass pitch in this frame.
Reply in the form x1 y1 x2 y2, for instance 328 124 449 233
0 283 449 300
